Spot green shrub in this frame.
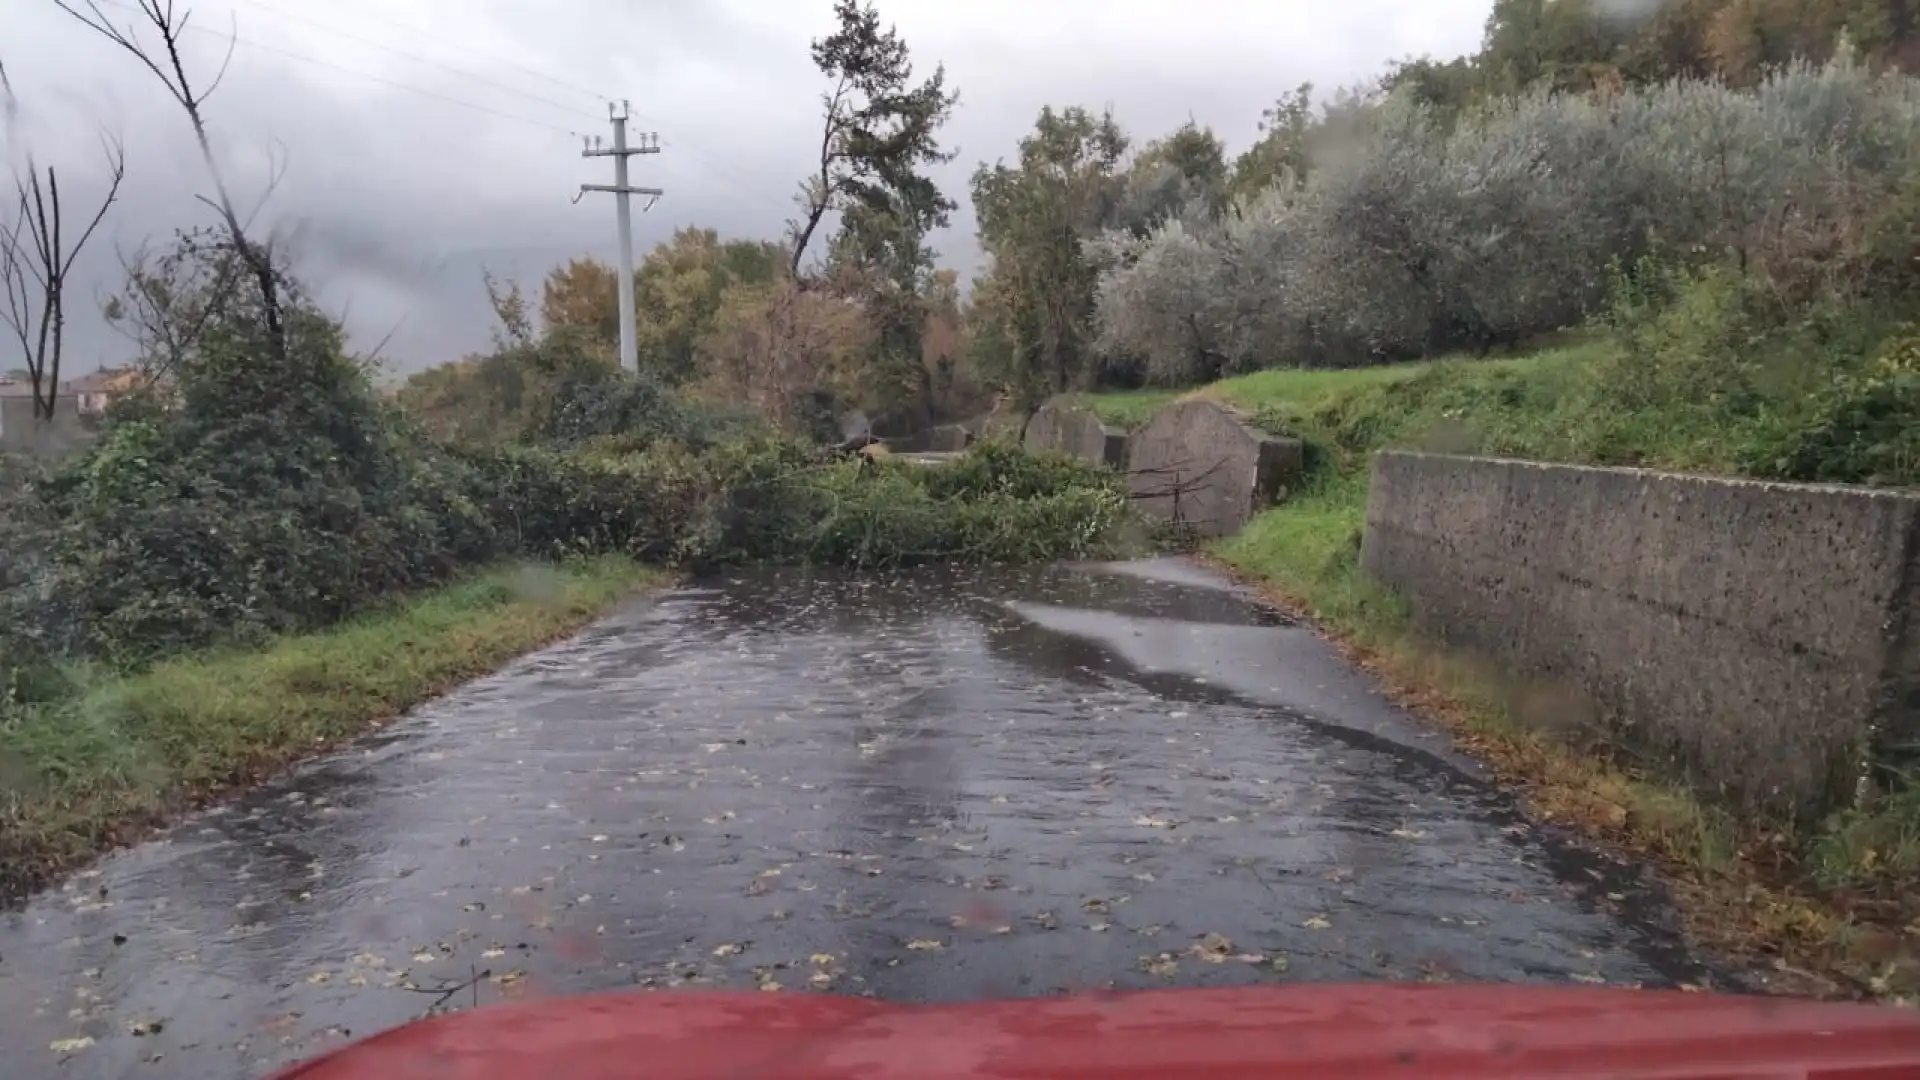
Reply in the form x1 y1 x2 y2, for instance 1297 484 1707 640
686 439 1136 570
454 440 718 563
537 365 770 453
915 441 1118 501
9 258 523 666
1744 328 1920 486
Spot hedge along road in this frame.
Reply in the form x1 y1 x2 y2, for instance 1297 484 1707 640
0 558 1728 1079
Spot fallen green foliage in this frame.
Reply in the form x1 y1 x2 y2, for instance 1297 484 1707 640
694 440 1139 569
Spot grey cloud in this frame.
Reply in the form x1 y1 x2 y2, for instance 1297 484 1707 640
5 0 1489 377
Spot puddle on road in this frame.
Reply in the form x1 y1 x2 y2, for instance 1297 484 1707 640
0 557 1723 1079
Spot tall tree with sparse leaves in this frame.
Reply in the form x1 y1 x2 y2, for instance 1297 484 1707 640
788 0 959 280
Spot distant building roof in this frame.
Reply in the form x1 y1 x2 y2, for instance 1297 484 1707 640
67 366 140 393
0 366 140 398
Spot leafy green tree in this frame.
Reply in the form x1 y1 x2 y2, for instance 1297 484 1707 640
1096 57 1920 381
633 228 784 383
39 236 498 661
1119 120 1230 229
1477 0 1634 96
539 258 622 349
1229 83 1317 201
1416 0 1917 101
1617 0 1726 83
970 106 1131 402
824 201 938 428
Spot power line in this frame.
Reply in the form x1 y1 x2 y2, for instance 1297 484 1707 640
292 0 614 110
231 0 604 126
87 0 588 138
279 3 792 216
605 102 797 220
239 1 798 222
89 0 808 226
654 137 802 221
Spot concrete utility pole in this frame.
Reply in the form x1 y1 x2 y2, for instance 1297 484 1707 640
579 101 662 374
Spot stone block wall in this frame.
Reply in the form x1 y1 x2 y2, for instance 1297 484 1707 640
1125 399 1304 539
1022 397 1128 467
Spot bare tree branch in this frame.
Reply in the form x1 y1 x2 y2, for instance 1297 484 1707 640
0 136 127 419
102 230 242 384
0 54 18 135
55 0 287 367
196 9 240 103
788 75 851 280
241 137 291 234
62 134 125 270
357 317 404 374
1 195 35 376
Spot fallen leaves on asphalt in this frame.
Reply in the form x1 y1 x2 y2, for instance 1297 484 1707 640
1193 933 1235 963
1139 953 1180 977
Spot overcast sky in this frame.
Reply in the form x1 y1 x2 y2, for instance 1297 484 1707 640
3 0 1491 377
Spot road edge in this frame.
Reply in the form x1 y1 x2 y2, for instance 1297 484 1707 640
1194 551 1901 1003
0 556 669 908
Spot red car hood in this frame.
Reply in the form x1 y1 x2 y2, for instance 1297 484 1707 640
268 984 1920 1080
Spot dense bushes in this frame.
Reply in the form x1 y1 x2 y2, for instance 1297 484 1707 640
1750 327 1920 485
692 440 1133 569
1096 59 1920 383
449 437 1133 573
0 250 1138 701
13 285 476 666
4 426 1135 697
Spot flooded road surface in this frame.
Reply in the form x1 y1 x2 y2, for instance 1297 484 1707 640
0 559 1722 1079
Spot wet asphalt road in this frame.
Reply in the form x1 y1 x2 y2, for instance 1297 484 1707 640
0 558 1721 1078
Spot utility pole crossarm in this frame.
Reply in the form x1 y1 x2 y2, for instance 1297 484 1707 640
574 100 663 374
582 136 662 159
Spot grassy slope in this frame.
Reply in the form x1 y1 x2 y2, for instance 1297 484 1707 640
0 557 662 901
1082 361 1465 431
1086 343 1919 999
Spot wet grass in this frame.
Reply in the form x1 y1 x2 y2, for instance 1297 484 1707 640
1079 341 1586 433
1168 341 1920 1001
0 556 663 903
1082 364 1452 431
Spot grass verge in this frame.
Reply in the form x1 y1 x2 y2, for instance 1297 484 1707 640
1082 362 1456 431
1080 343 1580 432
1129 339 1920 1000
0 556 663 903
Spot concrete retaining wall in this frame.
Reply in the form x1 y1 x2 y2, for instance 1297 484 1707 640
1125 399 1304 538
1023 397 1128 467
1360 450 1920 818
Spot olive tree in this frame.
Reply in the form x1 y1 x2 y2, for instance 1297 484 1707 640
1094 56 1920 384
